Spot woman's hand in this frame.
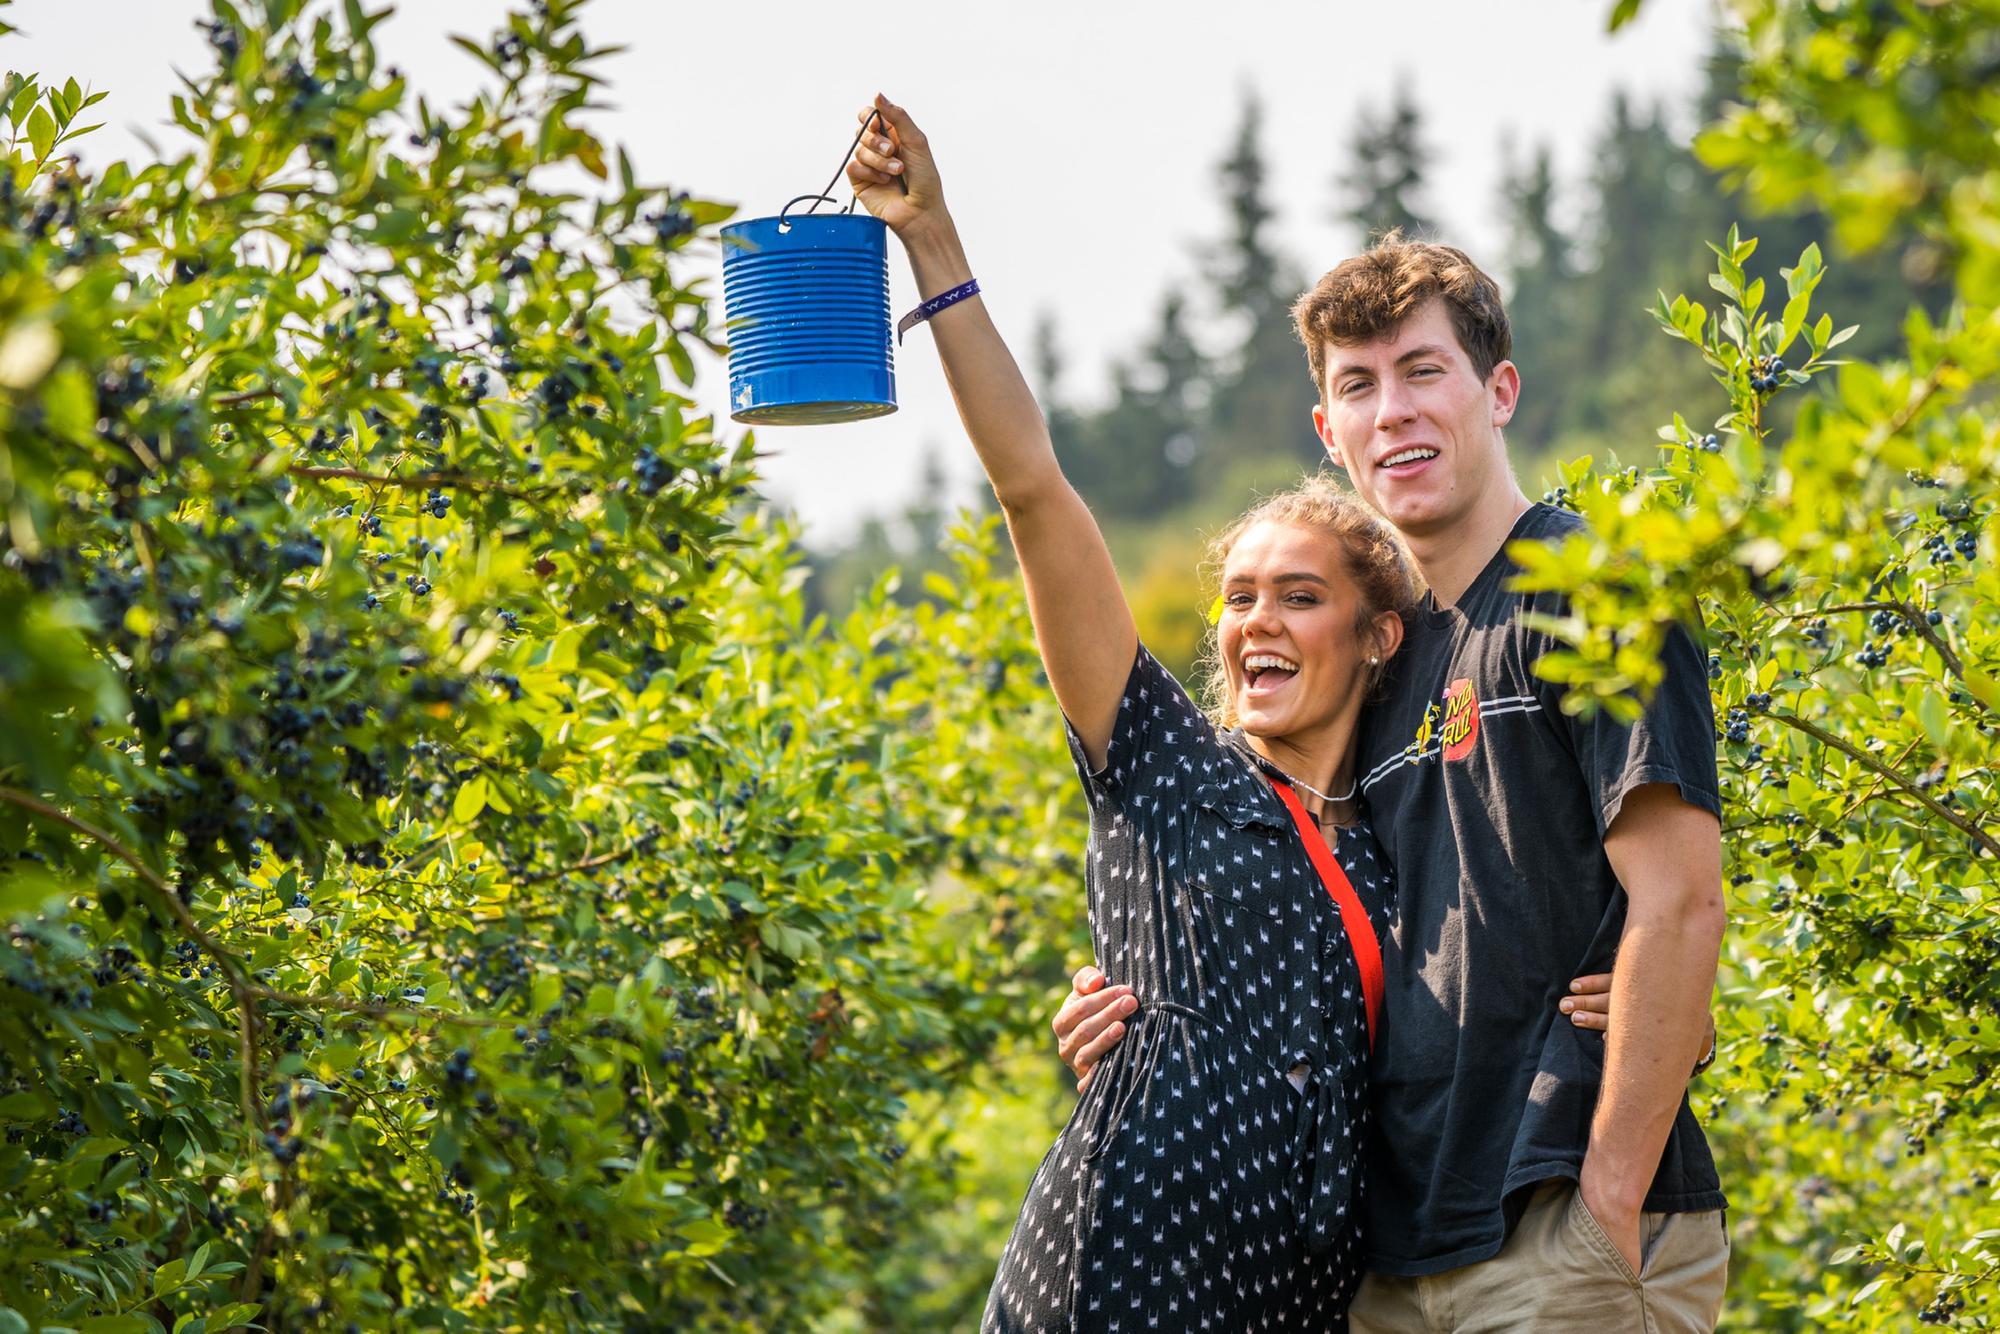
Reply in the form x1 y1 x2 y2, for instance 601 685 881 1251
1053 968 1721 1088
1561 972 1719 1076
1052 966 1138 1093
845 93 946 238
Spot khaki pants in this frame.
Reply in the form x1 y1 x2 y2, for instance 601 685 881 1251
1350 1180 1728 1333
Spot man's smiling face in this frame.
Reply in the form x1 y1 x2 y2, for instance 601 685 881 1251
1310 298 1520 541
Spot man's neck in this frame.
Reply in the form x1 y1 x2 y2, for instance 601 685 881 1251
1407 486 1535 609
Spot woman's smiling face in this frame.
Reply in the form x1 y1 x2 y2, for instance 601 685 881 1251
1218 520 1380 741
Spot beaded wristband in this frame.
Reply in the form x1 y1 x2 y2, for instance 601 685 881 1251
897 278 981 345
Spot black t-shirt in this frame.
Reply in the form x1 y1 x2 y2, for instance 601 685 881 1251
1355 503 1726 1276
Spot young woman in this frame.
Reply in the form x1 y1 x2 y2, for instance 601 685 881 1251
849 94 1414 1330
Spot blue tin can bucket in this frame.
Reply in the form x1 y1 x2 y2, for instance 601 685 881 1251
722 212 895 425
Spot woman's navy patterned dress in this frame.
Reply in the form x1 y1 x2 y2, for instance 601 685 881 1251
982 646 1391 1333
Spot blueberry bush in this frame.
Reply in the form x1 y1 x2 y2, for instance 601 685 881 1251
1517 3 1998 1326
0 2 1082 1328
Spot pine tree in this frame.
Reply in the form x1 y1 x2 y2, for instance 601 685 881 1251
1031 310 1065 406
1210 92 1284 321
1067 288 1211 515
1496 138 1578 453
1198 92 1320 498
1338 82 1437 244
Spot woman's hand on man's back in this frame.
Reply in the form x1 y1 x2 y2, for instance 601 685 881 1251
1052 965 1139 1093
1050 966 1720 1087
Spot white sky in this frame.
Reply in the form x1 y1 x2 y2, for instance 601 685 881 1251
9 1 1714 544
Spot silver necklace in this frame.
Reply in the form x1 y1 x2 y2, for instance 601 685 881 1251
1268 764 1358 807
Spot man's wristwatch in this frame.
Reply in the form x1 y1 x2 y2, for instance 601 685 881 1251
1692 1035 1718 1076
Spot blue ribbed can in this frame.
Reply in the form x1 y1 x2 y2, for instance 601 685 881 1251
721 213 896 425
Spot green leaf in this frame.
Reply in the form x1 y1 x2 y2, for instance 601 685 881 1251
664 338 694 387
24 103 55 159
153 1256 189 1296
208 1304 262 1332
79 1317 151 1334
448 33 504 73
1917 690 1951 749
8 79 38 128
1606 0 1644 30
452 775 490 822
1779 293 1810 353
0 1090 54 1121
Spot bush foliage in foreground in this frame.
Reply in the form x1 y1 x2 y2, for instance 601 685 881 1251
0 2 1079 1328
1528 4 1997 1327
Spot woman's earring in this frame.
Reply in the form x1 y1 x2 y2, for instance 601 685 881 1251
1368 656 1380 667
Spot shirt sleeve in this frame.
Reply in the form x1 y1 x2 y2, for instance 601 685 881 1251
1539 619 1723 836
1061 643 1208 812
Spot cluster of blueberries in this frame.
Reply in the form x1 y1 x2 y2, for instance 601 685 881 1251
647 192 697 247
423 487 451 519
633 446 674 497
306 425 351 454
262 1081 312 1166
1920 1291 1968 1325
1869 607 1945 638
1924 528 1981 566
443 1046 478 1089
199 17 241 62
1723 703 1760 744
1749 355 1787 394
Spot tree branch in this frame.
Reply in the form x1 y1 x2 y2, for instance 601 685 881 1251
212 388 282 408
1766 714 1997 858
1785 599 1984 710
288 464 552 504
517 841 640 886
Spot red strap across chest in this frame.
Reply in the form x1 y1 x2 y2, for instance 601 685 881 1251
1268 778 1384 1049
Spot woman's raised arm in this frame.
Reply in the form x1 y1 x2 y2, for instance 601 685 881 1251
848 95 1135 768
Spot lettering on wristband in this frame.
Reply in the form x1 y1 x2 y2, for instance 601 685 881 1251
898 278 981 344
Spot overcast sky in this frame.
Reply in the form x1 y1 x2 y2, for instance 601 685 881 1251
10 1 1715 544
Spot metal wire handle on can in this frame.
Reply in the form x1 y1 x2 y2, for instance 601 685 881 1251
778 108 907 227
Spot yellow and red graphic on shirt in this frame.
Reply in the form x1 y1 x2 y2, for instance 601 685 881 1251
1439 677 1481 761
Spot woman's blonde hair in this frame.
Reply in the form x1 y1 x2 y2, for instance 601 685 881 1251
1196 472 1422 729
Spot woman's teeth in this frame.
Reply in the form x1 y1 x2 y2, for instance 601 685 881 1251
1243 653 1299 690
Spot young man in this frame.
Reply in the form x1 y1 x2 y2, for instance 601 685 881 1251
1053 237 1730 1329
